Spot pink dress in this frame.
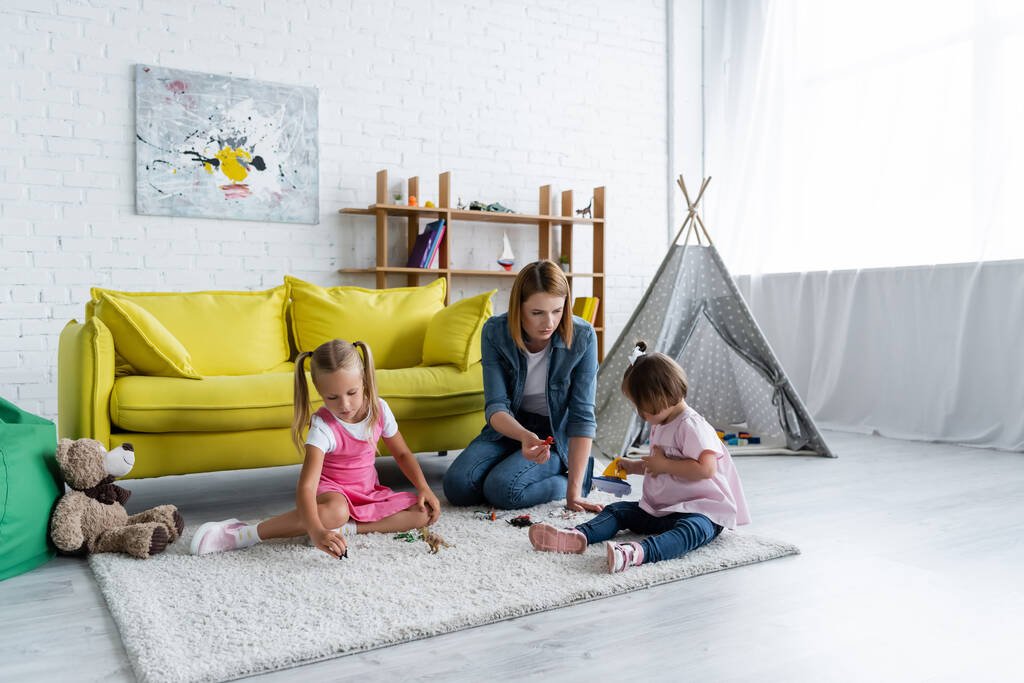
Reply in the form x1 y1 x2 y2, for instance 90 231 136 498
313 405 417 522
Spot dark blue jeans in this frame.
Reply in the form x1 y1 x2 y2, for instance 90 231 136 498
576 501 723 563
443 411 593 510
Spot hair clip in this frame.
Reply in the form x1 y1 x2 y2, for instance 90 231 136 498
628 345 646 366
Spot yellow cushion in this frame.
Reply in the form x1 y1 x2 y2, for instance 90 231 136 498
91 286 290 376
93 293 202 379
286 276 445 369
109 364 483 432
422 290 495 371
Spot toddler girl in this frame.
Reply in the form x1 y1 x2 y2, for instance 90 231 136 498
191 338 441 558
529 341 749 572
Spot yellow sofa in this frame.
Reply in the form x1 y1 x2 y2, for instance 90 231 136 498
57 277 494 479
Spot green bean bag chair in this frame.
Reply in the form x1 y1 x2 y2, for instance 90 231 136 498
0 397 61 581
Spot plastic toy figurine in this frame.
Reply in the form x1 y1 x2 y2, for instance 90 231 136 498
418 526 451 554
424 200 436 208
485 202 514 213
543 436 555 446
576 198 593 218
507 515 534 528
456 196 466 209
408 195 418 207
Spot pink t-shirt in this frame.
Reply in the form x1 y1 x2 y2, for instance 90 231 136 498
640 406 751 529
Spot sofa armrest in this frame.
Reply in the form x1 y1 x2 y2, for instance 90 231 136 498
58 318 115 447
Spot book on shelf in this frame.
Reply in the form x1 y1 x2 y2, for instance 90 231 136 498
406 219 445 268
572 296 600 324
423 219 446 268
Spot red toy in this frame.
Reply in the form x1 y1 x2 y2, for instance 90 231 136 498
543 436 555 446
507 514 533 528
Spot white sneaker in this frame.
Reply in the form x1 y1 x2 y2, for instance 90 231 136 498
190 519 247 555
606 541 644 573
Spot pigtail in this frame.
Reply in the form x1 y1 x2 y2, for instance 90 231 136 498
352 341 380 427
292 351 313 454
620 339 688 415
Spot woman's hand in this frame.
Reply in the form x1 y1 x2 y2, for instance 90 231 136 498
566 496 604 513
311 527 347 559
521 433 551 464
417 488 442 525
641 446 671 476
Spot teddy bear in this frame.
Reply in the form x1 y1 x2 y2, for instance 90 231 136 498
49 438 184 559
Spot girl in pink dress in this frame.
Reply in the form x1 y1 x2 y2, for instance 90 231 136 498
192 339 441 558
528 340 749 573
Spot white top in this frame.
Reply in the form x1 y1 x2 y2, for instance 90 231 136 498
640 406 751 529
519 344 551 415
306 399 398 452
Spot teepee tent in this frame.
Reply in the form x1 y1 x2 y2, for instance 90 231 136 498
594 175 834 459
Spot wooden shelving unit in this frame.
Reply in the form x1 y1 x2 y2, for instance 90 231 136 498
339 169 606 359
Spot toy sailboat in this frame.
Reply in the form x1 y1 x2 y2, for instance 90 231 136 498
497 231 515 271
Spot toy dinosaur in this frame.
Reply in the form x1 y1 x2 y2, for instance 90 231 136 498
417 526 452 554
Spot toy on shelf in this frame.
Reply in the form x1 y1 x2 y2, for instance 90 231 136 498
424 200 436 208
408 195 418 207
456 196 466 209
498 231 515 271
576 198 593 218
468 200 514 213
591 457 632 497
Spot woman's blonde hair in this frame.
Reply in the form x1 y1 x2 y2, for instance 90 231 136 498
508 259 573 352
292 339 379 454
620 340 689 415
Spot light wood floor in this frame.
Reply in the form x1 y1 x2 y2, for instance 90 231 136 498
2 430 1022 682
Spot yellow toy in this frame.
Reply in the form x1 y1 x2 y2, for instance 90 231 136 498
593 457 632 497
602 457 628 480
424 200 436 208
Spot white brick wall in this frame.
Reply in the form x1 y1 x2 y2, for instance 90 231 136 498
1 0 691 422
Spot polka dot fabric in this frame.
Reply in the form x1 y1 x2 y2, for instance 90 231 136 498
595 244 832 458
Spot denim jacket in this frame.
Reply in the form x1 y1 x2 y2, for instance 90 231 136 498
478 313 598 452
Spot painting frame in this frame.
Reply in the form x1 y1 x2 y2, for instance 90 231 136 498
134 64 319 225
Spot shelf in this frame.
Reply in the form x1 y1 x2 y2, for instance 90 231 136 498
340 204 604 226
338 169 606 361
338 266 604 278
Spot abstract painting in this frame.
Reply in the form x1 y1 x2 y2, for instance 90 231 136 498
135 64 319 224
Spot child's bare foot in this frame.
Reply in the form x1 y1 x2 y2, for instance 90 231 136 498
528 523 587 554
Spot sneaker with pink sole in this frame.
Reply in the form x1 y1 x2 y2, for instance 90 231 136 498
528 523 588 554
606 540 645 573
190 519 248 555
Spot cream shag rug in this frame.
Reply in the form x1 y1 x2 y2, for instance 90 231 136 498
90 493 798 683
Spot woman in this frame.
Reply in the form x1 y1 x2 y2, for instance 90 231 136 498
443 260 601 511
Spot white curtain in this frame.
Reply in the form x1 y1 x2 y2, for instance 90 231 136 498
702 0 1024 451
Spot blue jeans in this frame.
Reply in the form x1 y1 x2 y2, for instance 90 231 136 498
576 501 723 564
443 411 594 510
